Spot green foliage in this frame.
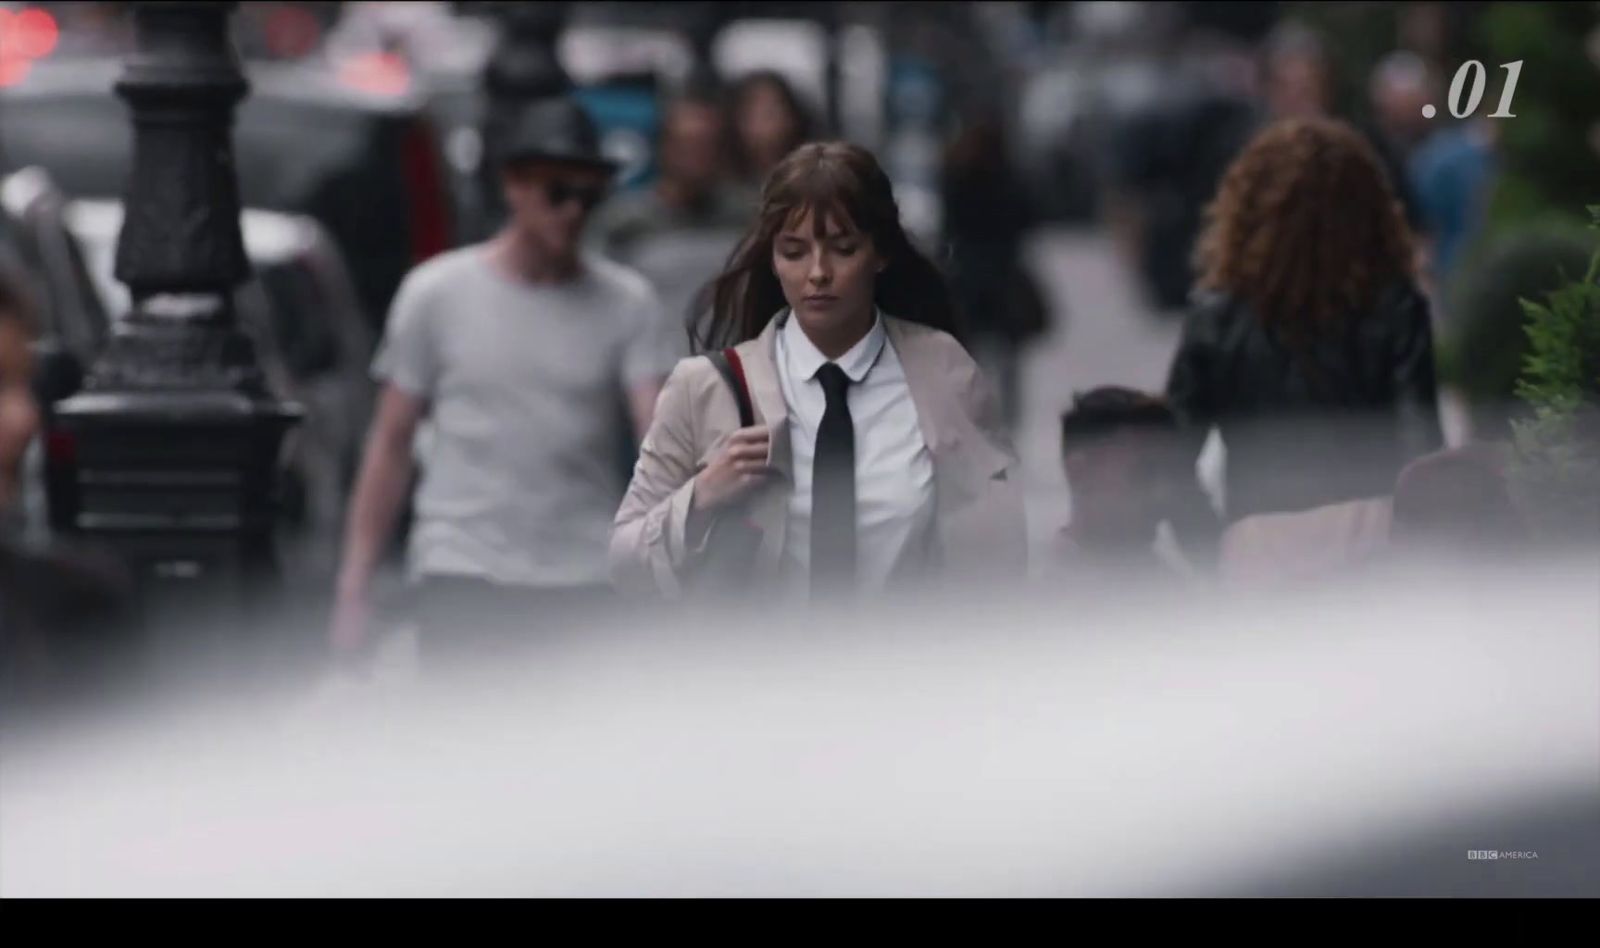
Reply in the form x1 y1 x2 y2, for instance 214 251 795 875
1476 4 1600 232
1508 204 1600 539
1439 222 1598 434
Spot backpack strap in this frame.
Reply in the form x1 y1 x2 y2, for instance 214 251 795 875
705 347 755 428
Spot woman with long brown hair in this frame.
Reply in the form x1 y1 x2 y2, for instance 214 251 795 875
611 141 1025 600
1165 116 1443 523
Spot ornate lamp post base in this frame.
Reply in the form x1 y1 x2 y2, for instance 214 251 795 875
49 4 303 635
54 390 299 568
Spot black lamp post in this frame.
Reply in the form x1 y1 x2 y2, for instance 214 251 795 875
51 3 301 617
481 0 572 105
474 1 573 223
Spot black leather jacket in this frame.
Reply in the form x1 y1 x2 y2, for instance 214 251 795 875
1165 281 1444 521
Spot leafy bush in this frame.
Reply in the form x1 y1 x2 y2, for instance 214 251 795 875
1508 205 1600 540
1439 223 1598 437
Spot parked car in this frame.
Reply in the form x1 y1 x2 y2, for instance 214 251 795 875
0 54 455 333
2 166 375 559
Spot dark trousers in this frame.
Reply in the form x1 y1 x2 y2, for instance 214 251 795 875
413 575 615 675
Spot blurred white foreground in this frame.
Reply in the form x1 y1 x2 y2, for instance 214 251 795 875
2 552 1597 897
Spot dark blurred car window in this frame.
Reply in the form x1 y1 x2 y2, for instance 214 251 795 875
0 168 109 367
255 238 340 378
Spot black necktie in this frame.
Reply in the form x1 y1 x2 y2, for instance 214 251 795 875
811 362 856 596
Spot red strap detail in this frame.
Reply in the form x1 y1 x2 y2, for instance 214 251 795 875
723 347 753 422
723 347 749 394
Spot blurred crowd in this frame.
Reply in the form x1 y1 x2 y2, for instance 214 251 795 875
0 1 1596 706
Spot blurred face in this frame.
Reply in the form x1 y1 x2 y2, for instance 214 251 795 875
1372 76 1432 145
500 160 610 261
660 102 727 196
771 207 885 347
1268 54 1332 119
739 82 800 170
1064 436 1168 546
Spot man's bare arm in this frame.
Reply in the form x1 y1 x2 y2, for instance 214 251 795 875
330 383 426 651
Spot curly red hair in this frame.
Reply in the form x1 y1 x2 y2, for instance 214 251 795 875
1194 117 1416 346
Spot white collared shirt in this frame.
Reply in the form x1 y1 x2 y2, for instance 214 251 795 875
774 309 937 596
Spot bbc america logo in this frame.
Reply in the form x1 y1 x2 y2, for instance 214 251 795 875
1467 850 1540 860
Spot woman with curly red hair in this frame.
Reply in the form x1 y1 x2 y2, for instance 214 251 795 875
1165 116 1443 523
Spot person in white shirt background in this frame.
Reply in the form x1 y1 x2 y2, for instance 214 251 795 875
330 98 674 671
611 141 1026 603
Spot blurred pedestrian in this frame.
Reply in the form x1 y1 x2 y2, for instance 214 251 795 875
1261 26 1424 231
1261 24 1334 121
1107 23 1268 312
1409 116 1498 286
1052 387 1215 585
0 265 133 712
728 70 817 199
586 84 749 342
584 84 750 489
1111 22 1430 311
1165 117 1444 526
0 269 39 515
1390 442 1525 555
1368 51 1438 164
940 117 1047 431
1223 442 1527 589
329 98 675 670
611 141 1026 603
1216 494 1394 589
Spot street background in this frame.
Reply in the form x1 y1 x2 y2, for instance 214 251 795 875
2 1 1599 898
2 0 1597 693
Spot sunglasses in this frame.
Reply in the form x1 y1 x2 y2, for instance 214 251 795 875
543 180 607 212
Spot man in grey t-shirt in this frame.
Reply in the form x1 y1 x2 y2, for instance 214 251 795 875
330 98 674 667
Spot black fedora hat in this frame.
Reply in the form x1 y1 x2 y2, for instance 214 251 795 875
494 97 619 174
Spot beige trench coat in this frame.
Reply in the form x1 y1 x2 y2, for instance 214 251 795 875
609 312 1027 598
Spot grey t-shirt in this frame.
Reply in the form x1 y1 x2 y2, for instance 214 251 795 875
372 245 673 588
